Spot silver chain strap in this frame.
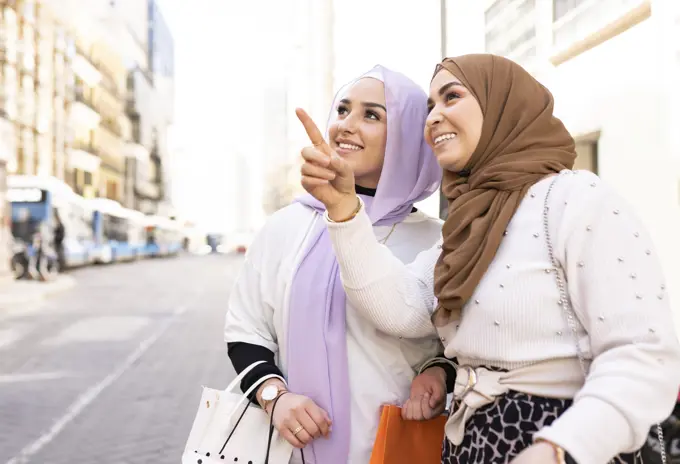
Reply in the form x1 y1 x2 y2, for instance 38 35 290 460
542 173 666 464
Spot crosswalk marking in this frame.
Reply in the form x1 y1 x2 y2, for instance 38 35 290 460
0 371 72 384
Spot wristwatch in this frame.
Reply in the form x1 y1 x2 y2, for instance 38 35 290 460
260 384 287 411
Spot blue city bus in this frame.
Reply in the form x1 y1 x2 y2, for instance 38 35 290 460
89 198 145 263
8 175 93 273
142 215 183 258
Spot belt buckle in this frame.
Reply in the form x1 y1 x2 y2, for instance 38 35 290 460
458 365 478 400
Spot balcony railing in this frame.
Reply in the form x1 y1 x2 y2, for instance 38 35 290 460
70 100 100 130
124 142 150 161
72 48 101 87
74 86 97 112
72 139 97 155
93 125 124 172
100 116 123 138
100 160 124 175
94 63 121 99
94 123 122 151
134 180 161 201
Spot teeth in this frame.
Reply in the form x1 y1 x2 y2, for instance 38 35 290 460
338 143 362 151
434 133 456 145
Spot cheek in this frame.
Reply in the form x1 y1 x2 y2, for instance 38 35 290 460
366 127 387 164
465 110 483 150
424 127 434 148
367 125 386 149
450 103 483 141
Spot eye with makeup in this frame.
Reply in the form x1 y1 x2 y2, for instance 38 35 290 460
364 109 381 121
427 82 466 113
336 104 381 121
445 91 462 103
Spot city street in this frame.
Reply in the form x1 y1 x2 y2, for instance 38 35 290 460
0 254 242 464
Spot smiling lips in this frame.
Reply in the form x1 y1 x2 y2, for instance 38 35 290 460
433 133 457 145
338 142 362 151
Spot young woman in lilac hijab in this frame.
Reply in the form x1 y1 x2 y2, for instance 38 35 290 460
224 65 448 463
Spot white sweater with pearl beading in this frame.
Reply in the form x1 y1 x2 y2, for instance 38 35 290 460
325 170 680 464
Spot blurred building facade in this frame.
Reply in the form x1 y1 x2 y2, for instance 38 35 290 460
146 0 174 217
444 0 680 314
0 0 176 279
0 0 174 208
0 0 77 279
103 0 175 217
255 0 335 223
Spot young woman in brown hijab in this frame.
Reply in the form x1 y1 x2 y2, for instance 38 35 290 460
297 54 680 463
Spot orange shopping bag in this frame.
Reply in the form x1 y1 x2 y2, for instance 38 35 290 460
369 404 447 464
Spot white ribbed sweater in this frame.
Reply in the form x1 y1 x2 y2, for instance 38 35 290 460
326 170 680 464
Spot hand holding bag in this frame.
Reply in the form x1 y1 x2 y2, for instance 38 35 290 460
182 361 294 464
369 404 447 464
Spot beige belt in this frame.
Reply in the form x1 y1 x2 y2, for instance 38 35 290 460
446 358 586 445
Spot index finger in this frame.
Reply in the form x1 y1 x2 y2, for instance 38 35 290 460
296 108 331 155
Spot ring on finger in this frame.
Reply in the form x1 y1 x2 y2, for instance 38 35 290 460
292 425 304 436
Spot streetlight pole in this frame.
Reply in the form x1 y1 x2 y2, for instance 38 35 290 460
440 0 447 59
438 0 448 220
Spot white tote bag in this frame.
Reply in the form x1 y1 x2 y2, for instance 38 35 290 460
182 361 294 464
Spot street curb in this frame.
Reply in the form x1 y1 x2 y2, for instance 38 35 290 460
0 275 77 309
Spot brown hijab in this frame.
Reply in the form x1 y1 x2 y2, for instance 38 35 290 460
432 54 577 327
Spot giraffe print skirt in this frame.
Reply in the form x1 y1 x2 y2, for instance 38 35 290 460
441 389 641 463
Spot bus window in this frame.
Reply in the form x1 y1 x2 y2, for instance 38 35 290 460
11 207 39 242
103 214 129 243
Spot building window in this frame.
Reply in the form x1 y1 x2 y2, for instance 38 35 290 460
130 116 141 143
83 170 92 186
553 0 590 22
70 168 79 189
485 0 537 63
106 180 118 201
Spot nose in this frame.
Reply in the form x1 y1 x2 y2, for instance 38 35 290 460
338 113 359 133
426 107 443 128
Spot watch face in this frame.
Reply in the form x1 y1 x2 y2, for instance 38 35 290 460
262 385 278 401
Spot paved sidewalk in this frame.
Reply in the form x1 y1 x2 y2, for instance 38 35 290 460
0 275 77 309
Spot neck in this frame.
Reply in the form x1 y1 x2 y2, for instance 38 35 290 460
354 174 379 190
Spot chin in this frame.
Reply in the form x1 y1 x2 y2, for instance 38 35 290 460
435 153 462 171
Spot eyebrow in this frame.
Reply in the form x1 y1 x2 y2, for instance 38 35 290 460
340 98 387 112
427 81 466 107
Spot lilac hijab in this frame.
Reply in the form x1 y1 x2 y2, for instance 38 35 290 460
286 65 441 463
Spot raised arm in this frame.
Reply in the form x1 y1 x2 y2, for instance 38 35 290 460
295 108 440 338
325 201 440 337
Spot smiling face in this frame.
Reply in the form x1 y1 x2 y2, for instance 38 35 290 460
425 68 484 172
327 77 388 188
